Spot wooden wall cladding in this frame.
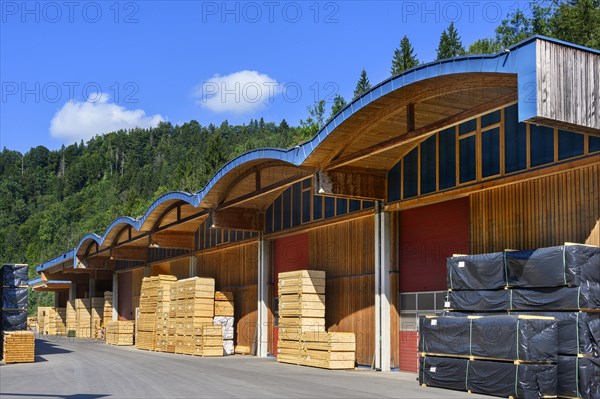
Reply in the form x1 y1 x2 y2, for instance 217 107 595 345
195 242 259 353
308 215 376 367
131 268 144 316
470 162 600 253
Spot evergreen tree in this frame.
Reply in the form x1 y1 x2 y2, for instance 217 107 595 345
328 94 347 122
550 0 600 48
436 22 465 59
391 36 419 75
353 69 371 98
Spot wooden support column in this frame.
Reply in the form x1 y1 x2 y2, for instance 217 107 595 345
374 202 391 371
189 256 197 277
112 273 119 321
144 266 151 277
256 238 269 358
89 277 96 298
69 283 76 301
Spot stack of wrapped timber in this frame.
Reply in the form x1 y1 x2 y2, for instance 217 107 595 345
136 275 177 350
91 298 104 339
423 243 600 398
1 264 28 358
2 331 35 363
155 282 176 352
214 291 234 355
302 331 356 369
66 300 77 333
103 291 113 322
106 320 135 346
75 299 92 338
172 277 216 355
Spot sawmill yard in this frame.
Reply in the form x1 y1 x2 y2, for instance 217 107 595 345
0 337 486 399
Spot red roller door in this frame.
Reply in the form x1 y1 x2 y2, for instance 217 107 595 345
398 197 470 372
273 233 309 355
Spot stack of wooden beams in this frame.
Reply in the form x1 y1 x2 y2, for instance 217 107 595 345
2 331 35 363
54 307 66 335
91 298 104 339
136 275 177 350
277 270 326 365
37 307 53 335
66 300 77 333
302 331 356 369
105 320 134 346
155 280 176 352
172 277 215 354
190 325 223 356
103 291 113 322
214 291 234 355
75 299 92 338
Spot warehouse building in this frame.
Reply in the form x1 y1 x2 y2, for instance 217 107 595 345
31 36 600 372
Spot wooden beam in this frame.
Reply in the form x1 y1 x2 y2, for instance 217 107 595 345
151 230 195 249
211 207 264 231
327 94 517 170
407 103 415 132
314 169 386 200
111 246 148 261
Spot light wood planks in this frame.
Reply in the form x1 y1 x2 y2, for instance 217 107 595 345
2 331 35 363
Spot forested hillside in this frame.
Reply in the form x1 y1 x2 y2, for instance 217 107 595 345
1 0 598 312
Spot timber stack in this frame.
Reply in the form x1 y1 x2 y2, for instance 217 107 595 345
2 331 35 363
75 298 92 338
106 320 134 346
419 243 600 398
136 275 177 350
213 291 234 355
277 269 355 369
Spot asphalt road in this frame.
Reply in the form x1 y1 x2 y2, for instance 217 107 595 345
0 337 487 399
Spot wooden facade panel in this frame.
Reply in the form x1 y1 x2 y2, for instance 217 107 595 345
470 162 600 253
537 39 600 131
307 216 375 366
195 242 259 352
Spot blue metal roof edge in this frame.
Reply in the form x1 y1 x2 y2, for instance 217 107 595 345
36 36 592 274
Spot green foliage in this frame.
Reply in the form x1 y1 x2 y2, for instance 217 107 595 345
436 22 465 59
353 69 372 98
328 94 347 123
467 38 503 54
391 35 419 75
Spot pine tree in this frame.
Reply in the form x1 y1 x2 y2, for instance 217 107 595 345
468 38 502 54
353 69 371 98
436 22 465 59
391 36 419 76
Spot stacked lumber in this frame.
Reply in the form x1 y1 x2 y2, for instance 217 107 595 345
3 331 35 363
214 291 234 355
190 325 223 356
302 331 356 369
103 291 113 322
75 298 91 338
54 307 66 335
172 277 215 354
106 320 134 346
155 283 175 352
66 300 77 333
37 307 53 334
91 298 104 339
277 270 326 366
136 275 177 350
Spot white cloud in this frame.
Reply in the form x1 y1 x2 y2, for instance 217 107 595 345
195 70 280 114
50 93 164 142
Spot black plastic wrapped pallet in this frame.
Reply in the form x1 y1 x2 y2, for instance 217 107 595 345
2 310 27 331
513 312 600 356
420 315 558 362
505 244 600 288
558 356 600 399
467 360 557 398
447 252 506 290
419 356 468 391
1 287 28 310
1 264 29 287
418 316 470 356
446 289 510 312
511 286 600 311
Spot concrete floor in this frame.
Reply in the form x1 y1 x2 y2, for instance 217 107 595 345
0 337 488 399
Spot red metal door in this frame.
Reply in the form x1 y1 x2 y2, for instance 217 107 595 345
398 198 470 372
273 233 309 355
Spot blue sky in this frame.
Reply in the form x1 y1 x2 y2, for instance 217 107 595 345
1 1 530 153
